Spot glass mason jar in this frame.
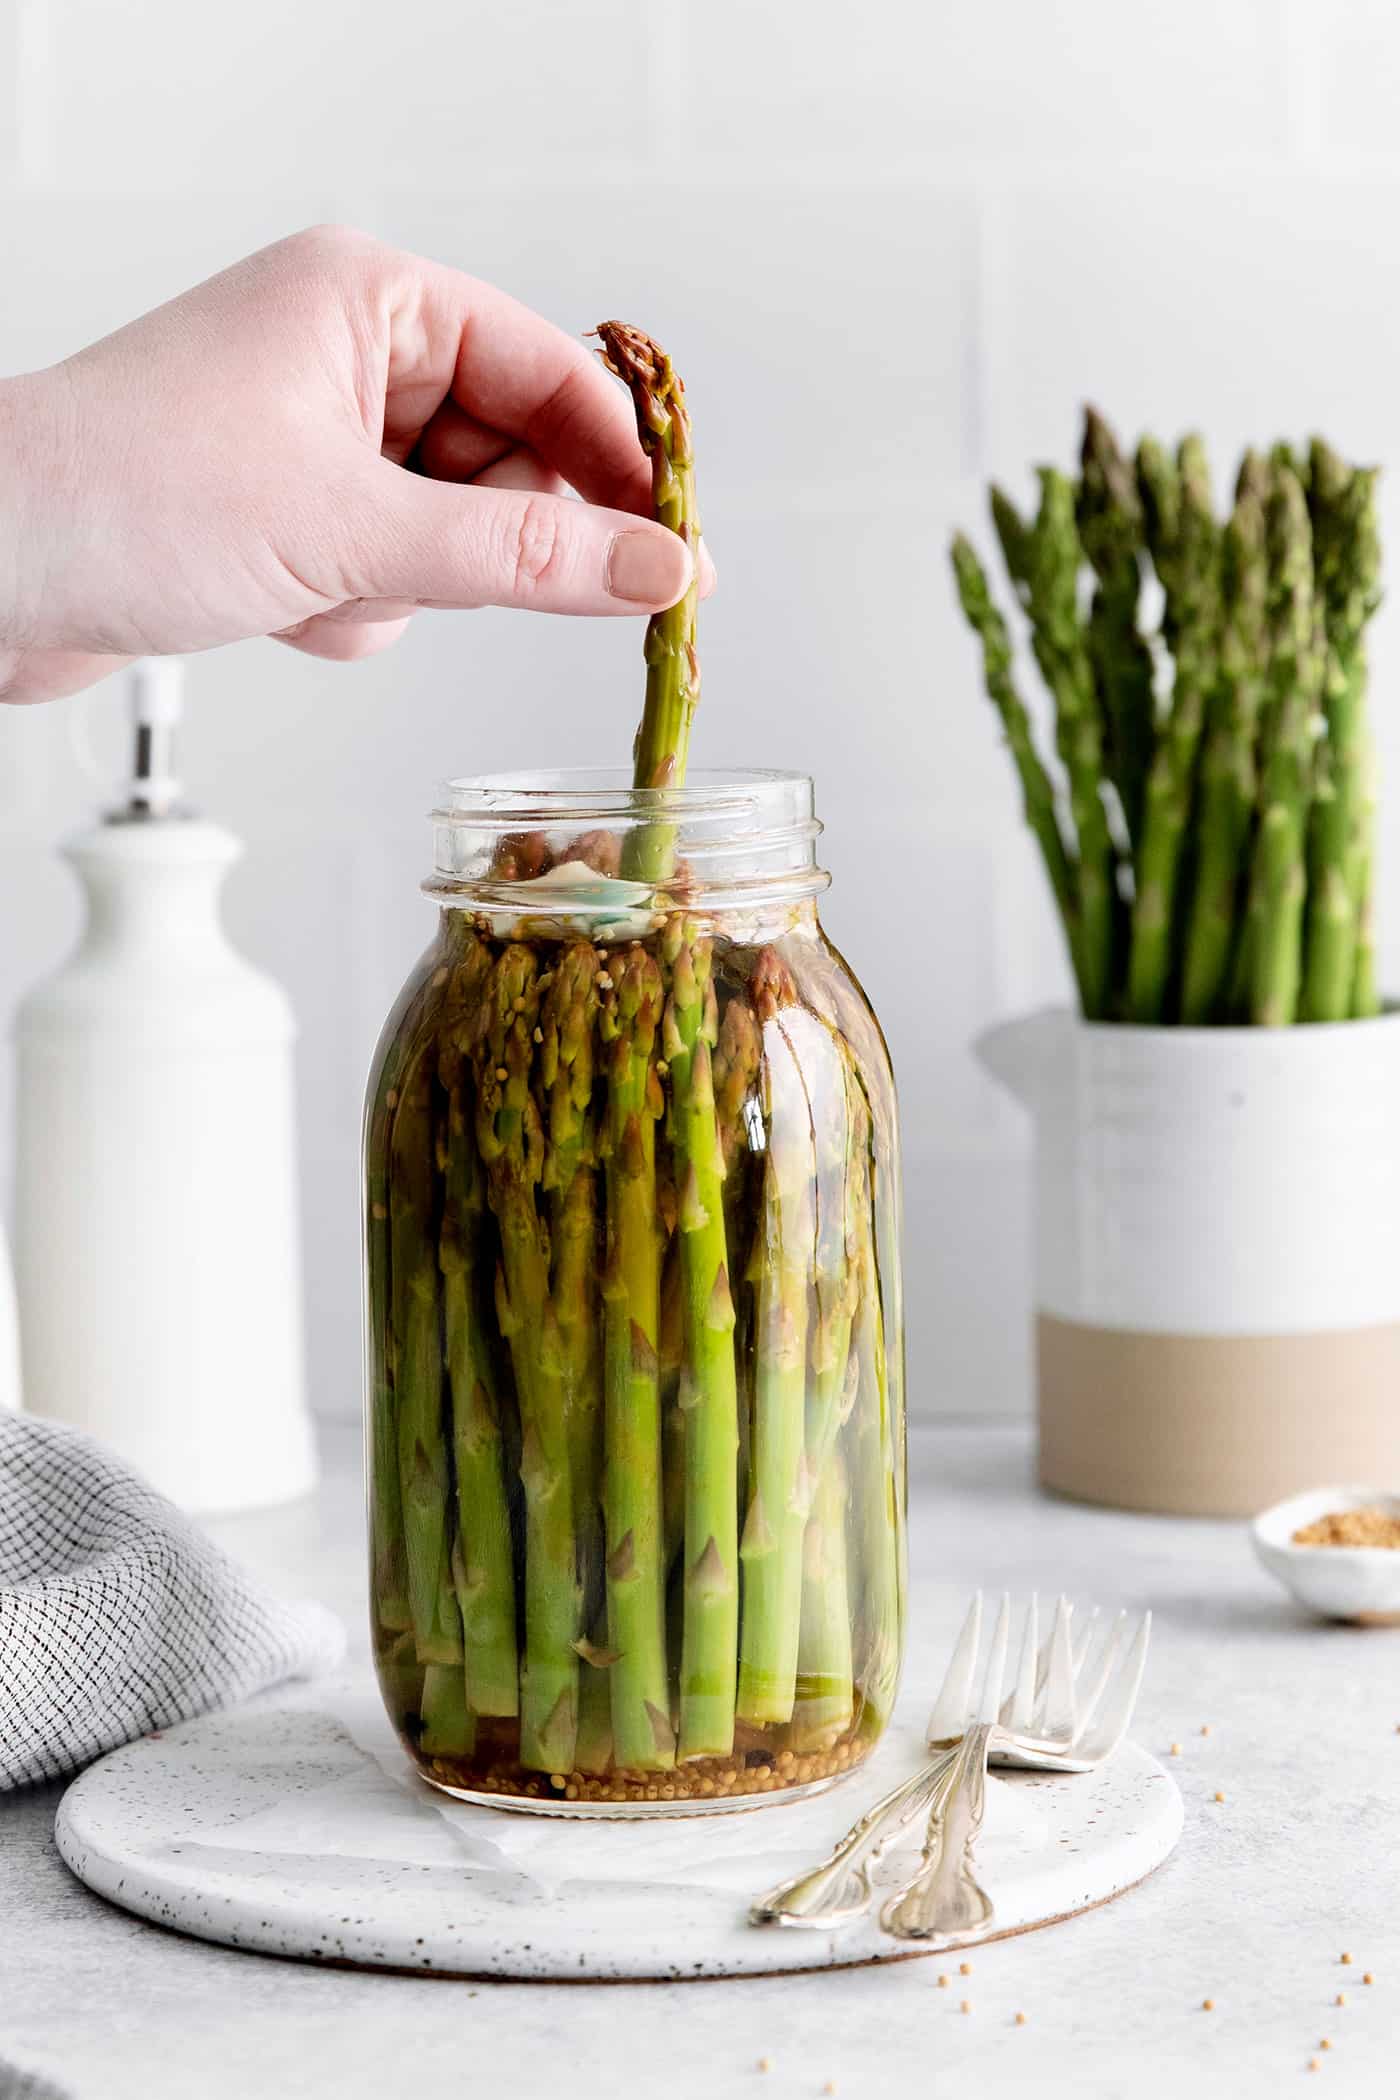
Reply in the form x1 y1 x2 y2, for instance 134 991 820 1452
364 770 904 1815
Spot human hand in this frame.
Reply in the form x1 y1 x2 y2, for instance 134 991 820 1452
0 226 712 704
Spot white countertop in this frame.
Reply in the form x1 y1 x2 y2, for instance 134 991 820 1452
5 1420 1397 2098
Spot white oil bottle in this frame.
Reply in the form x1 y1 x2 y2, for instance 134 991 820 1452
13 660 316 1510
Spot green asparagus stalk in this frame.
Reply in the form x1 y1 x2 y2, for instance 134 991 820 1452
574 1627 616 1775
737 951 816 1727
538 939 604 1564
438 936 519 1725
599 944 675 1770
950 534 1084 1000
845 1080 901 1738
388 1039 462 1669
1246 466 1326 1026
995 472 1116 1018
791 1043 864 1753
594 323 702 886
366 961 448 1640
1180 487 1269 1022
473 945 580 1773
376 1628 425 1729
1302 449 1382 1020
792 1455 854 1753
661 919 742 1761
1128 435 1221 1022
1077 406 1155 850
713 991 761 1525
420 1655 475 1757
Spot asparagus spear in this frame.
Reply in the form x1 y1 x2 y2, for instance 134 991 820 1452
538 939 604 1570
1180 486 1269 1022
845 1067 901 1738
536 939 614 1767
473 945 580 1773
792 1455 854 1753
791 1044 864 1753
737 950 816 1727
659 1240 686 1576
1077 406 1155 850
388 1034 462 1669
1302 449 1382 1020
438 935 519 1726
366 954 452 1640
713 989 762 1525
950 534 1084 1001
599 944 675 1770
1128 435 1221 1022
995 472 1116 1017
662 918 742 1761
594 323 702 886
1246 466 1326 1026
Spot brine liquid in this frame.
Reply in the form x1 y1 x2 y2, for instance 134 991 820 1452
366 910 904 1810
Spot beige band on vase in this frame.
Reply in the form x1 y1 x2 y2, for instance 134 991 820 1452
1037 1313 1400 1518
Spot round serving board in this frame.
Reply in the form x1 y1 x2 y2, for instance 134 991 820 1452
55 1678 1182 1981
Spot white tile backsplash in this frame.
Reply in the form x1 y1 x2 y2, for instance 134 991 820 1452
0 0 1392 1421
686 0 1293 169
44 0 648 194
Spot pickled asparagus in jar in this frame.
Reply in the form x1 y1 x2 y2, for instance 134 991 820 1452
365 861 903 1811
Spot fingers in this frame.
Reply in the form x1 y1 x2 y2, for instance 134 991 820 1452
370 246 656 517
418 429 716 594
274 615 412 662
338 458 694 616
416 396 514 485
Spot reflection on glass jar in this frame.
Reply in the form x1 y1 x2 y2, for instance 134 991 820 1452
364 772 904 1814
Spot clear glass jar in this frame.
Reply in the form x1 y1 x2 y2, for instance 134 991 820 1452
364 770 904 1815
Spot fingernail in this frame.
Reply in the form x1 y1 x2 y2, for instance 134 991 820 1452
698 544 718 598
607 529 692 606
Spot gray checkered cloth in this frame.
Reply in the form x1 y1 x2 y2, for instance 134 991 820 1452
0 1411 343 1791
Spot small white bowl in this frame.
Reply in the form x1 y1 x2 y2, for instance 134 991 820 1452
1253 1486 1400 1623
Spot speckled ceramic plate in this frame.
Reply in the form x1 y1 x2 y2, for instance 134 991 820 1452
54 1678 1182 1980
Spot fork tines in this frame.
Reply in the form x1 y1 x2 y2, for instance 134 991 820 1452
925 1592 1150 1758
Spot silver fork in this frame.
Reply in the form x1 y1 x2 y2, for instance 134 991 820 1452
750 1592 1150 1935
879 1593 1149 1942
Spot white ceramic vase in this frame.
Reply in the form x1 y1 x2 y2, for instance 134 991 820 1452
979 1007 1400 1516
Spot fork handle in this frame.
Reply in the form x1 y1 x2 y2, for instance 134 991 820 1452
748 1744 961 1930
879 1722 996 1945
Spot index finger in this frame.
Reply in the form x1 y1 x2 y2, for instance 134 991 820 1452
381 251 655 518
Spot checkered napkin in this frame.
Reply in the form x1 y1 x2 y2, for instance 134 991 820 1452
0 1412 343 1791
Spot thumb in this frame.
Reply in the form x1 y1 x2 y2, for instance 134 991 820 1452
339 459 694 617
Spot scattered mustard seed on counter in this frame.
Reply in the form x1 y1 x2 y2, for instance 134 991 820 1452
1293 1509 1400 1548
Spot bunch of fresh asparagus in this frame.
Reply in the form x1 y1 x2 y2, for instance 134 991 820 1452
952 414 1383 1025
365 328 903 1802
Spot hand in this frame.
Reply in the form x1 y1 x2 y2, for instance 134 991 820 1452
0 225 712 704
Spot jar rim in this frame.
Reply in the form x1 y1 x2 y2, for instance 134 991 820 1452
426 767 827 914
433 766 812 823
